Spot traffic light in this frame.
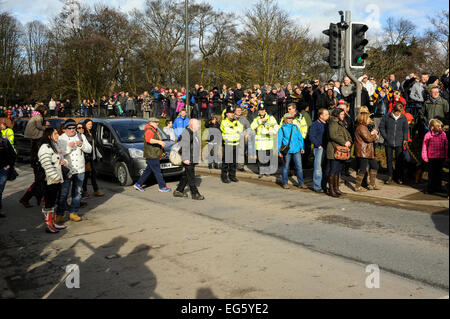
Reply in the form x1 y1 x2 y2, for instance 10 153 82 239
350 22 369 68
322 23 341 69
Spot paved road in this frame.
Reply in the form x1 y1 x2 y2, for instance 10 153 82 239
0 164 448 298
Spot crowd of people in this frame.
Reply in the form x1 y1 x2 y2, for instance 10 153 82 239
0 69 449 230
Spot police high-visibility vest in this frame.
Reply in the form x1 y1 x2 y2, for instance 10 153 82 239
250 113 279 150
1 128 14 149
220 118 244 146
279 115 308 139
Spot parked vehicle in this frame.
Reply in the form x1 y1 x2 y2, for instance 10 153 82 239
91 118 183 186
13 118 66 161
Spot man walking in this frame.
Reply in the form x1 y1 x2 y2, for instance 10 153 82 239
56 119 92 222
134 118 171 193
173 119 204 200
309 108 329 193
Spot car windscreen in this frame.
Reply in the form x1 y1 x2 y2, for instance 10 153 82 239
111 122 168 143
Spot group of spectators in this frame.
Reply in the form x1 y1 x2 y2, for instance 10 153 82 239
0 69 449 222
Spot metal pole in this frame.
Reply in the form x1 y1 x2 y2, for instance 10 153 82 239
344 11 361 110
185 0 190 116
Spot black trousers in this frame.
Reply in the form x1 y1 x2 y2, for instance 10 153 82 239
82 160 99 192
44 183 61 209
385 145 403 179
176 164 199 194
427 158 444 193
222 145 237 179
357 158 378 174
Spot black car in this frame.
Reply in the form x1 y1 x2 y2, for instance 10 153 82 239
14 118 66 161
91 118 183 186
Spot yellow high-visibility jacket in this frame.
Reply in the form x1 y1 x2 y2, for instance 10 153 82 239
250 113 279 151
220 118 244 146
1 128 14 149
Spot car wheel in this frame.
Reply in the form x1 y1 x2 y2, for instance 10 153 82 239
115 162 133 186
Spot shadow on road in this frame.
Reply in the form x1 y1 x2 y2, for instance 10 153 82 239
431 209 449 236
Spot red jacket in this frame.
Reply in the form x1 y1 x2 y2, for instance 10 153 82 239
388 96 407 113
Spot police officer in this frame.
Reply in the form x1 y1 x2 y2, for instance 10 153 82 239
220 105 244 183
250 103 279 177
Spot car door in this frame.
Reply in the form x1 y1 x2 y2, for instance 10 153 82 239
95 124 115 173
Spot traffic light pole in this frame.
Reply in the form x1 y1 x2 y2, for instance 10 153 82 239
344 11 361 109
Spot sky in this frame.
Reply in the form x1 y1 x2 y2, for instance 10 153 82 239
1 0 448 37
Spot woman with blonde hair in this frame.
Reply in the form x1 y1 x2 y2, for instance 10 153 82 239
354 112 381 191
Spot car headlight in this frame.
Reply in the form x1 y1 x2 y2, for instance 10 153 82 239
129 148 144 159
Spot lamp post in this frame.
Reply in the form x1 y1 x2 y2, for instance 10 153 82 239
185 0 190 116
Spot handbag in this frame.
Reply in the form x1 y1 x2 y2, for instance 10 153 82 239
279 126 293 157
332 124 351 161
169 143 182 166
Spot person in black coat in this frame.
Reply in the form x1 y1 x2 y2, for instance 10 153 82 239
379 104 409 184
0 135 16 217
264 88 279 118
174 119 204 200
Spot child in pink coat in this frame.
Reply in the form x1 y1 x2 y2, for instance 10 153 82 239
422 119 448 194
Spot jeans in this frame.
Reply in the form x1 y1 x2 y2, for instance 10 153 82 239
313 147 326 190
385 145 403 180
57 173 85 216
281 152 304 186
0 168 8 210
137 158 166 189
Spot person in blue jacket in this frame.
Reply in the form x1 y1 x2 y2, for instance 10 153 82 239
278 113 305 189
173 109 190 140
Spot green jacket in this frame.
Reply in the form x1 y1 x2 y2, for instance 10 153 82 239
424 97 449 125
327 116 352 160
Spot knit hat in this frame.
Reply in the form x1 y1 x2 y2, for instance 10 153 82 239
64 119 76 128
338 99 347 106
427 76 439 86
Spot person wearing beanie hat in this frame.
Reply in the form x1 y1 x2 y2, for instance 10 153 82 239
427 76 439 87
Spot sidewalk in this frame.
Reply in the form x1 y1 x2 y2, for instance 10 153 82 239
196 163 449 214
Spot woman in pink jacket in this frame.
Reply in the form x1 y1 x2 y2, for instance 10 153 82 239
422 119 448 194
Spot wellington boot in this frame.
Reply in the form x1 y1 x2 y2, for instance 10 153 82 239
328 175 339 198
43 209 59 233
354 173 367 192
367 169 381 190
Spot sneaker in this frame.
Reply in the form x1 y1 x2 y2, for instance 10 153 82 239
81 192 89 200
298 184 308 189
282 184 290 189
173 190 187 198
158 186 172 192
134 184 145 192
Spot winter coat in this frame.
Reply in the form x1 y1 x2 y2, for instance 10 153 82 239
421 130 449 162
409 82 427 103
57 133 92 175
354 123 377 159
326 116 352 160
277 123 304 154
173 115 190 139
179 127 201 164
424 96 449 125
24 112 44 140
38 143 63 185
379 112 409 148
126 99 136 111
